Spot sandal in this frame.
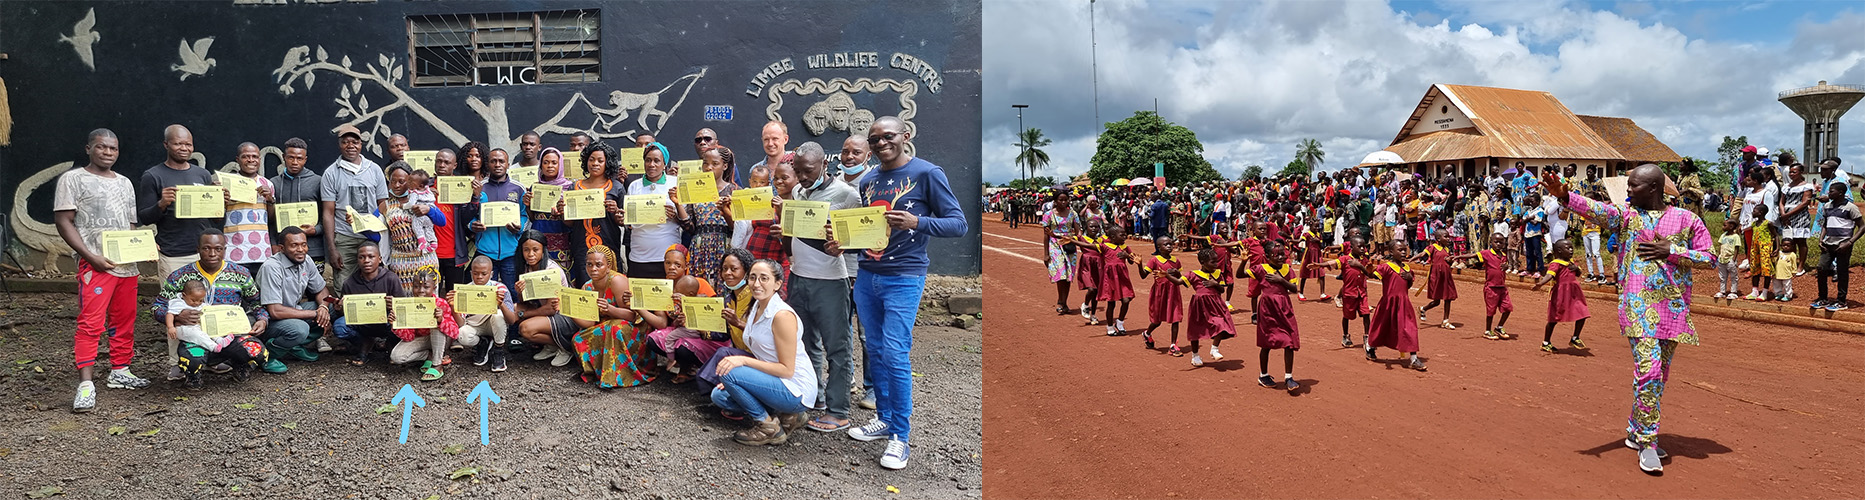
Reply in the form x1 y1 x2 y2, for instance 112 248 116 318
420 362 445 382
669 373 694 385
807 415 852 432
1168 345 1184 357
1056 305 1069 315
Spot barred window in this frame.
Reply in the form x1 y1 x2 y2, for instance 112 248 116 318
408 9 599 87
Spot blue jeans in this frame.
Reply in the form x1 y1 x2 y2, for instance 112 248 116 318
1526 235 1546 274
853 271 925 442
331 316 393 342
262 301 325 349
492 255 520 293
710 365 810 421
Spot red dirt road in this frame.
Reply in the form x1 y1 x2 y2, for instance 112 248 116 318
981 218 1863 499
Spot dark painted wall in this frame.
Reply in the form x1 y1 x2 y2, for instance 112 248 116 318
1 0 981 275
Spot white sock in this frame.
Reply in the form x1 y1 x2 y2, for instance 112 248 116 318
1284 372 1293 380
78 380 95 388
1259 372 1269 378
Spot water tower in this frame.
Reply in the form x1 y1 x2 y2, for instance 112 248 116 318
1778 81 1865 162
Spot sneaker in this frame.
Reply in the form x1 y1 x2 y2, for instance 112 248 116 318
185 372 203 390
1256 374 1276 388
1105 325 1118 337
1142 332 1155 349
1318 294 1332 302
1810 299 1829 308
1209 345 1223 361
232 364 252 383
880 438 911 470
1081 305 1092 320
1540 342 1556 353
1408 357 1428 371
777 412 807 433
1364 346 1377 361
532 344 558 361
848 418 890 442
107 370 151 389
550 349 574 367
1569 337 1586 349
1623 438 1669 459
1285 378 1301 392
733 416 789 446
489 346 508 373
1440 320 1456 330
1333 297 1343 308
260 359 289 374
1297 293 1308 301
166 366 185 382
1168 344 1184 357
315 337 334 353
208 363 233 375
1483 330 1501 340
858 391 877 410
1638 445 1664 473
1190 354 1204 367
72 381 96 413
1829 302 1850 312
1341 335 1354 347
1495 327 1511 339
473 340 493 366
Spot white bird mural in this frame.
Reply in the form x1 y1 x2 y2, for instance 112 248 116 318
171 36 217 81
57 8 100 71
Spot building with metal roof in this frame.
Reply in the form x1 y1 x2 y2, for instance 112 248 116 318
1367 84 1682 180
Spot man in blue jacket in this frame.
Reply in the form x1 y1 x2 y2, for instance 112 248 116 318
830 116 967 470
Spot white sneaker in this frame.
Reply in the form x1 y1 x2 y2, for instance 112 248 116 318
532 344 558 361
1190 354 1204 367
550 349 574 367
880 438 910 470
72 381 96 413
1209 345 1223 360
1080 305 1092 320
316 337 334 353
1116 320 1126 331
107 369 151 389
848 418 890 442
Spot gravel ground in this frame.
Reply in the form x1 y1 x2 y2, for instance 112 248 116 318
0 288 981 500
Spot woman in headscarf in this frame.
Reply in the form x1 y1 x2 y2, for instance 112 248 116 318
681 146 740 284
571 244 652 388
525 147 577 270
373 162 446 295
566 142 628 283
625 142 684 279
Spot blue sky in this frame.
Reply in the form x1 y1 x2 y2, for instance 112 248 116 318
983 0 1865 184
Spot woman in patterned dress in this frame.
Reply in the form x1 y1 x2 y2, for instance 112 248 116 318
526 147 577 270
682 146 739 284
1042 190 1080 315
378 162 444 295
571 244 652 389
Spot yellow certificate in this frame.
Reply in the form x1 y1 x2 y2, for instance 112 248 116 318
780 200 831 238
675 160 703 175
624 194 667 225
452 284 500 316
274 201 319 231
831 206 889 249
559 287 600 322
530 183 563 213
508 166 540 188
100 230 159 264
345 206 387 233
392 297 438 330
217 172 259 204
681 296 726 333
200 305 250 338
401 151 437 175
731 187 776 221
435 176 475 204
342 293 389 325
677 172 718 204
479 201 521 228
518 268 563 301
563 189 606 220
559 151 583 178
629 278 675 311
619 147 646 175
175 185 225 219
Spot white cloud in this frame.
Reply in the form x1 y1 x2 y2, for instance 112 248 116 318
984 0 1865 184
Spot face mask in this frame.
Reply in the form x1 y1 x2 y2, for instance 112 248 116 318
390 189 408 198
725 279 747 291
806 174 826 192
842 160 869 176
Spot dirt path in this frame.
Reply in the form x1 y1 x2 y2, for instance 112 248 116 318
0 292 981 499
981 219 1863 499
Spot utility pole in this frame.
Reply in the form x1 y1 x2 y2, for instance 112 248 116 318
1013 104 1030 187
1090 0 1099 129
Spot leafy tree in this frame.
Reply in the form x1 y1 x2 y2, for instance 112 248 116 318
1241 165 1263 181
1005 176 1058 190
1086 111 1221 185
1294 138 1325 171
1277 158 1310 179
1716 135 1749 172
1014 127 1053 183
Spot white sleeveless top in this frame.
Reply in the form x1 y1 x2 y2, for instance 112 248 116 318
745 294 817 407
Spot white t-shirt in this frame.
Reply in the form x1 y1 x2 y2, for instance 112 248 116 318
165 297 226 351
53 168 141 278
744 295 816 407
625 175 681 264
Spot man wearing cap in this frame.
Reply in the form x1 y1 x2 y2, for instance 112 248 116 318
319 124 390 287
1734 145 1762 206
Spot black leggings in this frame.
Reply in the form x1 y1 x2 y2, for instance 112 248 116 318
177 336 269 374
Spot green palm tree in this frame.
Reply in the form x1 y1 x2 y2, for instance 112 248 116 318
1295 138 1325 171
1015 127 1053 182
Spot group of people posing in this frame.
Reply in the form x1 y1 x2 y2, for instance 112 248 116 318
53 116 966 470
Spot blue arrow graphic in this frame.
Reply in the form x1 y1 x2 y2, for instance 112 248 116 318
466 380 502 446
390 384 425 444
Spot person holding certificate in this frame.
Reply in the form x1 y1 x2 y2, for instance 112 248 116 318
679 146 741 285
152 231 270 384
137 125 218 284
257 227 333 374
223 142 276 275
565 143 630 283
745 153 796 265
451 255 519 372
320 124 390 289
167 281 271 389
472 149 530 292
385 268 457 382
782 142 863 432
55 128 151 412
524 147 577 270
510 230 580 368
625 142 684 280
638 245 717 383
570 245 651 389
331 243 406 366
269 138 328 275
364 163 446 295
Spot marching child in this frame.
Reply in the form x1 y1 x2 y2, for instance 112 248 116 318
1236 222 1269 323
1072 219 1106 324
1190 232 1241 310
1245 240 1303 392
1412 233 1459 330
1454 233 1515 340
1139 236 1188 352
1097 225 1138 335
1296 225 1330 302
1529 239 1589 353
1367 240 1427 371
1307 235 1371 348
1185 248 1236 367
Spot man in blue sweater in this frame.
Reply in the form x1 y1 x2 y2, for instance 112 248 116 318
1149 193 1172 241
834 116 967 470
